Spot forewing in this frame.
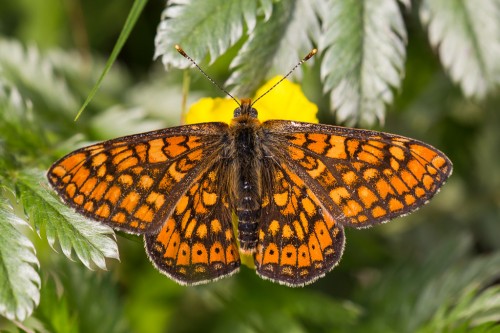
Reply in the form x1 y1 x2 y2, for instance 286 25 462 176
263 120 453 228
254 160 345 286
47 123 228 234
145 160 240 285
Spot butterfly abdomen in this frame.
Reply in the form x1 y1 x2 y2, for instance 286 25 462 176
231 115 263 253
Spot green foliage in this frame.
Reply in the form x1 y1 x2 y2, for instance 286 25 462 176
33 262 129 333
155 0 273 69
420 285 500 332
0 196 40 321
16 170 118 270
320 0 407 126
227 0 321 97
156 0 500 124
356 234 500 332
0 80 49 161
0 0 499 331
74 0 148 121
34 275 78 333
0 42 120 323
0 40 78 117
420 0 500 98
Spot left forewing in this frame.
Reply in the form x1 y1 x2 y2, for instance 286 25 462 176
47 123 228 234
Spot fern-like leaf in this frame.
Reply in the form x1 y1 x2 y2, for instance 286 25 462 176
155 0 267 68
0 80 50 160
16 170 119 270
455 286 500 328
227 0 321 97
0 195 40 321
410 251 500 332
319 0 407 126
420 0 500 98
0 39 78 117
359 234 500 332
418 277 500 332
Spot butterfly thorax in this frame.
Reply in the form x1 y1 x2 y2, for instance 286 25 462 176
228 99 264 253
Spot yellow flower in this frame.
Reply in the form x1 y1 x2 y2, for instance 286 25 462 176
185 76 318 124
252 76 319 123
185 97 235 124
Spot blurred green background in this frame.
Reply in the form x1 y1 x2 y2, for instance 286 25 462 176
0 1 499 332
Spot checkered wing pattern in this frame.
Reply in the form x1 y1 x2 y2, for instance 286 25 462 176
263 120 452 228
144 160 240 285
47 124 227 234
253 120 452 286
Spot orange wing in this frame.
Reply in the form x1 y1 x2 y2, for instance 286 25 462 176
255 160 345 286
47 123 228 234
262 120 453 228
145 161 240 285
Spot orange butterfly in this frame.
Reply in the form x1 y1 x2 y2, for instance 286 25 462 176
47 48 452 286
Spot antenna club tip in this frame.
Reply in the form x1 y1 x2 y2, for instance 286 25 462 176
304 48 318 61
175 44 187 57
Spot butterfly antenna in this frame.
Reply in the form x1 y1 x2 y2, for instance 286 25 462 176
175 45 240 106
251 48 317 106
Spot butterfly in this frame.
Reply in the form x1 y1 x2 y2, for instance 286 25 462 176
47 48 452 287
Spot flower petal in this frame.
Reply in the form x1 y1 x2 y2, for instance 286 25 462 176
253 76 318 123
185 97 236 124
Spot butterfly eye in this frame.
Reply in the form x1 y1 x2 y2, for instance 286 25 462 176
233 106 258 118
234 107 242 117
234 103 258 118
249 108 258 118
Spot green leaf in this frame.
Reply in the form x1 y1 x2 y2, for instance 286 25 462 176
413 253 500 326
0 39 78 119
0 195 40 321
16 169 119 270
155 0 266 68
414 254 500 332
356 234 500 332
74 0 148 120
420 0 500 98
319 0 407 126
457 286 500 327
33 263 130 333
259 0 274 20
227 0 321 97
225 1 294 97
0 80 50 161
59 263 130 333
34 275 79 333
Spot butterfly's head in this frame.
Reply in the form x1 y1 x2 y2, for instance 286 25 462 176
233 98 258 119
